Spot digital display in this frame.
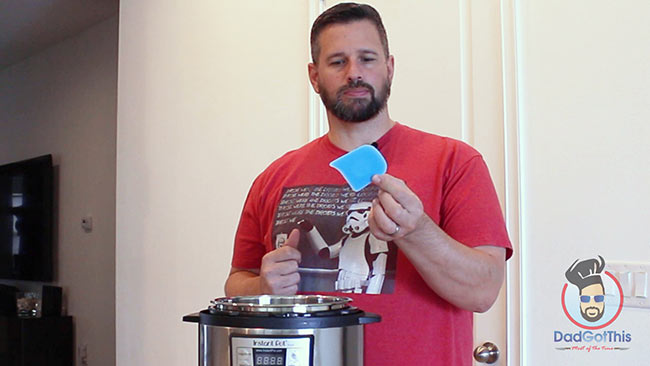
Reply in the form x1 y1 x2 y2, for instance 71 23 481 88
253 348 286 366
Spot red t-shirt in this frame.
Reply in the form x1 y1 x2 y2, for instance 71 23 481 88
232 123 512 366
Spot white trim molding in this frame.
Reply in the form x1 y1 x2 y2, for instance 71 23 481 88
500 0 522 365
459 0 475 146
308 0 328 141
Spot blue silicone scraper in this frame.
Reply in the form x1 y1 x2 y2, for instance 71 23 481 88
329 144 387 192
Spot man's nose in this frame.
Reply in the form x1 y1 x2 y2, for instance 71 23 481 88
346 60 363 82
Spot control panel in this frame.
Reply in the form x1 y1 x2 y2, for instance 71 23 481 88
230 335 313 366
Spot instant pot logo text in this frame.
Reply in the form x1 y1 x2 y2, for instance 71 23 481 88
253 340 288 347
554 255 632 352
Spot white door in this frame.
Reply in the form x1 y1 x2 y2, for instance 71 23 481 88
319 1 514 365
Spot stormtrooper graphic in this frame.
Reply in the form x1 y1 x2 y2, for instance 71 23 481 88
298 202 388 294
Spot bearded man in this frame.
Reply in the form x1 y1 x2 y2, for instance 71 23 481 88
225 3 512 365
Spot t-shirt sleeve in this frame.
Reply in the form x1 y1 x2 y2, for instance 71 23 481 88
231 179 268 269
440 155 513 259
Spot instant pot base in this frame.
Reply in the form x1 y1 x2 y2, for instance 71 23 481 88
198 325 363 366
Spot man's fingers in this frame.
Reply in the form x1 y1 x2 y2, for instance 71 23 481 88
260 254 301 294
284 228 300 249
370 174 425 239
376 189 407 223
371 198 395 230
259 229 303 294
263 249 301 272
369 198 399 240
268 230 301 264
283 272 301 288
277 284 299 296
372 174 405 198
279 258 300 276
372 174 420 213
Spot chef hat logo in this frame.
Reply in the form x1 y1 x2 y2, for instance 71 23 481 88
561 255 625 329
565 255 605 290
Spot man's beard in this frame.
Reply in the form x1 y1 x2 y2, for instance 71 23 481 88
319 79 390 122
580 306 604 322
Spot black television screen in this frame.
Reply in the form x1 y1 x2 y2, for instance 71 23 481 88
0 155 54 281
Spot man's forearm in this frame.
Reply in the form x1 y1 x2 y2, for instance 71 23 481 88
224 269 262 296
396 216 506 313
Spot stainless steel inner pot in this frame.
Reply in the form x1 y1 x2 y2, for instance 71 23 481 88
183 295 380 366
210 294 352 313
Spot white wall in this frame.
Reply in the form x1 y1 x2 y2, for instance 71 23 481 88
116 1 309 364
517 1 650 364
0 17 118 366
117 1 650 365
116 0 517 362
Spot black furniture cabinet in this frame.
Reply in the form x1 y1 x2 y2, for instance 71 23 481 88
0 316 73 366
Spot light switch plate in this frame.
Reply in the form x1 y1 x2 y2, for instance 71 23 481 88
605 262 650 309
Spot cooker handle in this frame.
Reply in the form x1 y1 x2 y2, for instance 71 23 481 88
182 312 200 323
358 312 381 325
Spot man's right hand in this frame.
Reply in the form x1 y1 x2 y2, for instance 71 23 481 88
259 228 302 295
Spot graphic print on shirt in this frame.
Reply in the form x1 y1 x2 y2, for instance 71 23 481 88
272 184 397 294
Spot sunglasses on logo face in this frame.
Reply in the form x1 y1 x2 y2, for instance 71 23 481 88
580 295 605 303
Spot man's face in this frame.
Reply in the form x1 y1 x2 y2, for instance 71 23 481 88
579 283 605 322
308 20 394 122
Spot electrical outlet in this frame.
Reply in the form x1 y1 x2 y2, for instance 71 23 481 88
78 344 88 366
81 216 93 232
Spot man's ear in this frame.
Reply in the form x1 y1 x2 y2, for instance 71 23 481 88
308 63 320 94
386 55 395 84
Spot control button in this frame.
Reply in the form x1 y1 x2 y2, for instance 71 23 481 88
237 351 252 366
287 350 300 366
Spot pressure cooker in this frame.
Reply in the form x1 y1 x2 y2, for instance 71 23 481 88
183 295 380 366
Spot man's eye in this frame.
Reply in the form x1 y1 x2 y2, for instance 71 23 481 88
330 60 345 66
362 57 376 62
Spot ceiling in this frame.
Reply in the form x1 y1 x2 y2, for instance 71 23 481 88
0 0 119 70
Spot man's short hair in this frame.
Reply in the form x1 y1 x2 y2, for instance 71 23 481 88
310 2 389 64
